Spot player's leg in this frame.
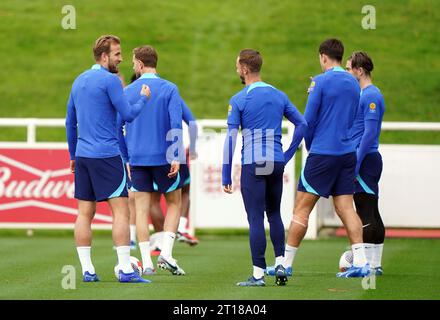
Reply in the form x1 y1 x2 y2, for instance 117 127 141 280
372 198 385 274
333 153 370 278
177 183 199 245
101 160 150 283
153 165 185 275
353 193 376 265
128 190 137 248
75 200 98 281
282 153 326 272
158 188 185 275
283 191 320 271
133 191 155 274
354 152 385 273
264 162 288 285
130 166 156 274
150 192 165 232
73 157 99 282
149 192 165 256
236 163 267 286
107 197 150 283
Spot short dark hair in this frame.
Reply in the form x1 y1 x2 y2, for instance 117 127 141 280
319 38 344 62
133 45 158 68
238 49 262 73
93 35 120 61
349 51 374 75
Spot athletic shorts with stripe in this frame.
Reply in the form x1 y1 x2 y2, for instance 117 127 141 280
74 156 128 202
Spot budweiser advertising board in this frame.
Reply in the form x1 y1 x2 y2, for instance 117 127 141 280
0 148 112 228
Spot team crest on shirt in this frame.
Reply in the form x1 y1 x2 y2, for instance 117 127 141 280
307 79 316 94
369 102 376 113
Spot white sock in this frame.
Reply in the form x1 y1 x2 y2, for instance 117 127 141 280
253 266 265 279
282 244 297 268
150 231 164 251
364 243 374 267
352 243 368 267
129 224 136 243
161 231 176 259
116 246 134 273
77 246 95 275
139 241 154 269
178 217 188 233
373 243 384 267
275 255 284 267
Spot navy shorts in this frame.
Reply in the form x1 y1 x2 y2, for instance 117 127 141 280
130 165 182 193
180 164 191 187
355 152 382 198
74 156 128 202
298 152 356 198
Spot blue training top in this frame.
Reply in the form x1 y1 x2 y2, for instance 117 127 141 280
65 64 147 160
118 73 184 166
222 81 307 186
304 66 360 155
351 84 385 175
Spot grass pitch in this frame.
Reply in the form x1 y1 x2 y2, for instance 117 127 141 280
0 230 439 300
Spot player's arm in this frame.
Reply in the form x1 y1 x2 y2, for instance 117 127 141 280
356 97 381 176
116 113 129 164
65 92 77 173
283 96 308 164
181 99 198 159
303 77 323 151
168 86 184 177
222 101 240 193
107 75 150 122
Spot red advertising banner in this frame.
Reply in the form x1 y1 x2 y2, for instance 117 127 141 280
0 148 112 228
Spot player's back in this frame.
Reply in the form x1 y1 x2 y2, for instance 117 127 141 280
307 67 360 155
351 84 385 151
231 82 288 164
71 66 120 158
124 74 182 166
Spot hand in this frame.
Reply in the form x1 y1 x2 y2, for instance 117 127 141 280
70 160 75 173
125 163 131 180
168 161 180 178
223 184 233 194
140 84 151 98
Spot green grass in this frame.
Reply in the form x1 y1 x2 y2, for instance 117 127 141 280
0 0 439 143
0 231 439 299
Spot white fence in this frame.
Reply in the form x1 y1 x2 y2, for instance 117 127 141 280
0 118 440 238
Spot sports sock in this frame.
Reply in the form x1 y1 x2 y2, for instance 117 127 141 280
373 243 384 267
282 244 297 269
364 243 374 267
150 231 164 251
77 246 95 275
253 266 265 280
178 217 188 233
275 255 284 267
139 241 154 269
352 243 368 267
161 231 176 259
116 246 134 274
